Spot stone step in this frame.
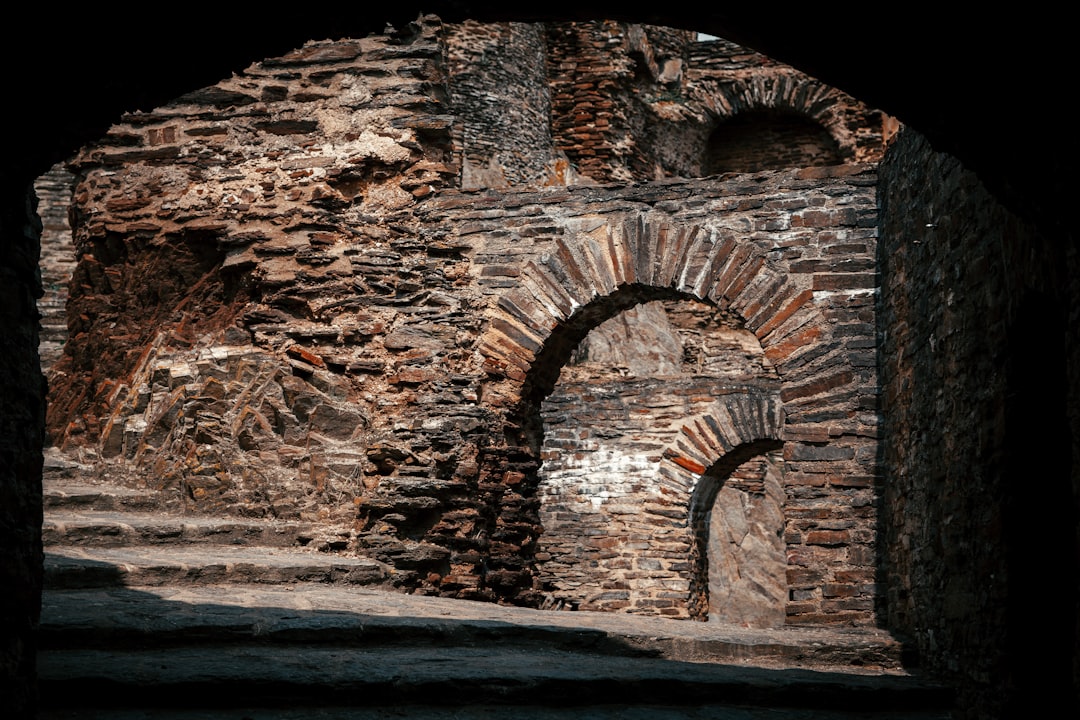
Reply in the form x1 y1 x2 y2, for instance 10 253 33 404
43 509 340 548
40 585 904 667
44 546 393 589
38 463 950 718
37 586 953 717
41 450 166 512
39 587 672 660
43 481 160 512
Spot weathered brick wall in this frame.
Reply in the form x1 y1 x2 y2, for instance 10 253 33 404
445 21 557 188
878 128 1080 717
421 170 881 619
545 20 642 183
44 19 886 622
543 23 889 184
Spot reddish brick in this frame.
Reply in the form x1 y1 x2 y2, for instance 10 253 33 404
806 530 850 546
670 456 706 474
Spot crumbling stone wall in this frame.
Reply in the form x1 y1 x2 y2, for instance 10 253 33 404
48 19 457 508
44 18 886 622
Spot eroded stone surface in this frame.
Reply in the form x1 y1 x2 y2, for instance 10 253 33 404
40 17 887 622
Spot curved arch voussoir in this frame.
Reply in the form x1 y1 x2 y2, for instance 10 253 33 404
662 394 784 496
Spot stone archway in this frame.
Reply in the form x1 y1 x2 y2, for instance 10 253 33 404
478 214 818 409
472 195 879 623
534 298 781 617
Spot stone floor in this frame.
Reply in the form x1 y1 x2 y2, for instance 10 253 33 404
38 451 955 719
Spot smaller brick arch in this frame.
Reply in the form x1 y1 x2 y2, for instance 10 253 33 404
661 394 785 619
661 393 786 491
698 75 867 165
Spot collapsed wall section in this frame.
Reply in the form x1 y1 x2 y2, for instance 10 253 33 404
46 19 466 560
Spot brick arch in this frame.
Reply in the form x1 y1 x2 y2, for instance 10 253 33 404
660 394 785 620
661 393 786 500
476 212 812 611
474 206 872 613
478 213 815 423
698 75 859 162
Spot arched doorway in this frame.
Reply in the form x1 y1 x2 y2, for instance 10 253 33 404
689 444 786 625
534 296 783 618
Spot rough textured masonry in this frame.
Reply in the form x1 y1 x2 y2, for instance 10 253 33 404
7 8 1079 720
877 129 1080 717
41 18 889 623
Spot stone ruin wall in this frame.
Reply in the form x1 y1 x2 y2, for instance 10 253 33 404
544 23 891 183
878 129 1080 716
445 21 557 188
42 17 888 622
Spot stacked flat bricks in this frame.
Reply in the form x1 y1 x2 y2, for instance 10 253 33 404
44 18 888 623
